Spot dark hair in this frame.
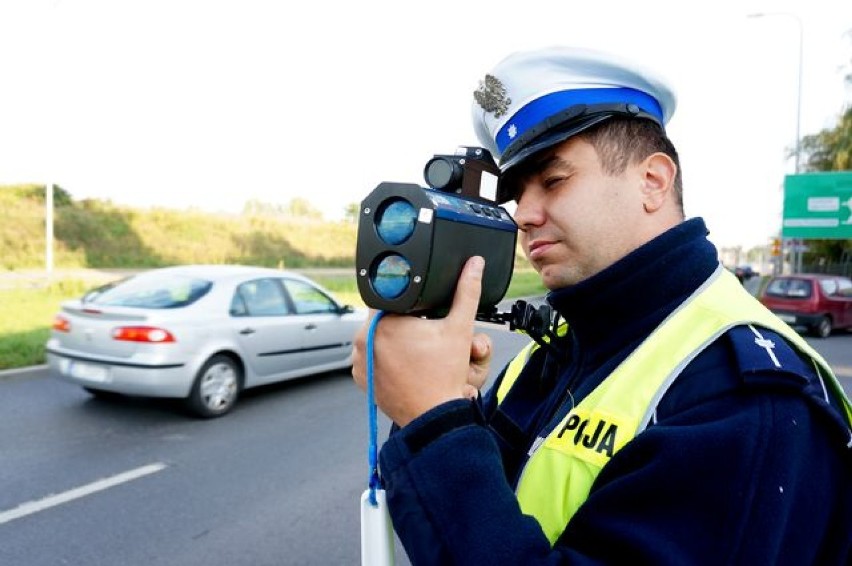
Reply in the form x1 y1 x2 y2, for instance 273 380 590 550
579 117 683 212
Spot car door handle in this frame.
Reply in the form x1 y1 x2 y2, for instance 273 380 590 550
304 323 318 331
239 328 256 335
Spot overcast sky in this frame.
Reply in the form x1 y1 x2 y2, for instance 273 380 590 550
0 0 850 249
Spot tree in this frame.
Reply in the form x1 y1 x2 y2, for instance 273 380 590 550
343 202 360 223
242 197 324 220
796 108 852 265
796 108 852 264
284 197 323 220
794 34 852 267
799 107 852 172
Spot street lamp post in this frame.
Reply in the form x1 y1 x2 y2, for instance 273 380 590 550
747 11 804 273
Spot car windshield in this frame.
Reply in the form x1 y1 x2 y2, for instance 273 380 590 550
765 278 813 299
86 273 213 308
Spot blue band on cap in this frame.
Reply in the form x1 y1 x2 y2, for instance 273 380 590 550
496 87 664 153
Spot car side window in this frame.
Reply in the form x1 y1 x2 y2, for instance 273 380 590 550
835 278 852 297
819 279 838 296
229 292 248 316
233 278 291 317
282 279 338 314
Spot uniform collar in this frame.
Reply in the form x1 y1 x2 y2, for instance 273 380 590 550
546 218 719 358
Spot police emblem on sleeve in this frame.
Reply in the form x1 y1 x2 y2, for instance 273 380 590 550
474 74 512 118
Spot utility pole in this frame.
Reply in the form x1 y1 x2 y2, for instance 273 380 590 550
45 183 54 279
747 12 805 275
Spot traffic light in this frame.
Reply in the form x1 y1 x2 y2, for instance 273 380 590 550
771 238 782 257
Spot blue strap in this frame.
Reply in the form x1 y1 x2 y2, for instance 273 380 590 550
366 310 387 507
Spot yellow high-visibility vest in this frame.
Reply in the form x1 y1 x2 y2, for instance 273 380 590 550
497 267 852 545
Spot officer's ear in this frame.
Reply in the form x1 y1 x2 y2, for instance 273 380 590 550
639 152 677 213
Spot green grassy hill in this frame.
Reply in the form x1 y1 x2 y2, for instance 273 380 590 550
2 184 533 271
1 184 357 270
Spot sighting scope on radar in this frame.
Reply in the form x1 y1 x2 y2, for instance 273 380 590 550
355 146 517 319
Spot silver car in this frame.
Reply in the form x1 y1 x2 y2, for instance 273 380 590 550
46 265 366 417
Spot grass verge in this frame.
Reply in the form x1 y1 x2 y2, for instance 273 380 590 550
0 280 92 370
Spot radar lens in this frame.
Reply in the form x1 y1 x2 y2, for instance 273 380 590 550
372 254 411 299
424 157 454 189
376 199 417 245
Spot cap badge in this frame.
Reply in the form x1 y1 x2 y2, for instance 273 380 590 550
474 74 512 118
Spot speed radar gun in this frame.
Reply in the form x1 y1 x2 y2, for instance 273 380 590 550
356 147 568 565
355 146 518 320
356 146 561 343
358 147 522 566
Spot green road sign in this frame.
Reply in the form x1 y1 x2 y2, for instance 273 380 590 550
782 172 852 239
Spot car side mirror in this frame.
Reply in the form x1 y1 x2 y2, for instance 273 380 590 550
338 304 355 315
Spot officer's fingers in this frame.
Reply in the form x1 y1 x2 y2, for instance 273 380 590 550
447 256 484 327
461 384 480 401
351 339 366 390
470 333 491 364
468 333 491 390
351 313 377 390
353 309 383 350
468 367 488 391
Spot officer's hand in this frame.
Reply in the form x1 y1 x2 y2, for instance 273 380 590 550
351 256 485 426
464 332 492 400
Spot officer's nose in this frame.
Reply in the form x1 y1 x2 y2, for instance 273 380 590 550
512 183 546 231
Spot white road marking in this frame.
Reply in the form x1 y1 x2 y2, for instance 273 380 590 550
0 462 167 526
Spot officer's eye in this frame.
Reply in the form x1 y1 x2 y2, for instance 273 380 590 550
544 175 569 189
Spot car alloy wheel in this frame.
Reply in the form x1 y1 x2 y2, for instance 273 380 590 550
814 316 832 339
187 354 241 418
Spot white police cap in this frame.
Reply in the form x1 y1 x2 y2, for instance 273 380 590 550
472 46 676 190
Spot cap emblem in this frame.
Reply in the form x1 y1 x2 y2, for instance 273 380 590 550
474 74 512 118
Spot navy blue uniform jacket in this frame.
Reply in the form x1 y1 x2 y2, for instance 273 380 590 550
378 218 852 565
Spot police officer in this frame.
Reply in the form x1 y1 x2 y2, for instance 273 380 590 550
352 46 852 564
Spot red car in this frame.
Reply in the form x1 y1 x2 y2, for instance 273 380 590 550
759 274 852 338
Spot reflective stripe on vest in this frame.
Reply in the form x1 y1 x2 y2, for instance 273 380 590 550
498 266 852 545
497 321 569 403
496 340 537 403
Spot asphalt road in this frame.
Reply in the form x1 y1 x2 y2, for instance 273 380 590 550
0 327 850 566
0 368 380 565
0 325 529 566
